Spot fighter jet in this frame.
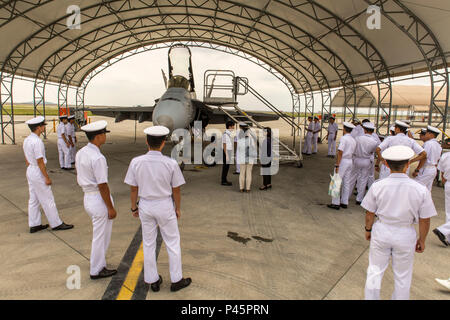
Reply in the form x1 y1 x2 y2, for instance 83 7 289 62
87 44 279 131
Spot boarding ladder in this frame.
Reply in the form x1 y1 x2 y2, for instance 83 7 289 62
203 70 303 167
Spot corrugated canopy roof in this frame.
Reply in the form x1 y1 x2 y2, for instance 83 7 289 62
1 0 449 93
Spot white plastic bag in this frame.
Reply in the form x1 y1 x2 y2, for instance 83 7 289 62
328 170 342 198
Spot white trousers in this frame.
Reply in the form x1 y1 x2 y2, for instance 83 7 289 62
332 158 353 206
139 198 183 284
57 138 71 168
367 158 375 188
415 166 437 191
302 133 313 154
26 166 63 228
312 133 319 153
70 142 76 164
328 134 336 156
235 149 240 173
365 222 416 300
84 192 113 276
437 183 450 242
239 163 253 190
351 158 372 202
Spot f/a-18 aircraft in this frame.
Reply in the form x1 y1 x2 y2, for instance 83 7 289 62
87 44 279 132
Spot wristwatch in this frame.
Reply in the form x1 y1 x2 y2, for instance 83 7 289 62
365 227 372 232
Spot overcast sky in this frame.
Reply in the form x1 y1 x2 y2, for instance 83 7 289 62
12 46 430 113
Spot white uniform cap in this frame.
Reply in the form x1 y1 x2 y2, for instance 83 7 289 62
403 120 411 124
59 115 68 119
382 145 415 161
427 125 440 135
25 116 46 125
238 122 249 128
352 118 361 124
389 126 395 132
395 120 410 128
343 122 356 129
362 122 375 130
144 125 170 136
81 120 110 133
68 115 75 120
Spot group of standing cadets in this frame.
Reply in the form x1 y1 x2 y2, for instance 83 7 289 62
23 116 191 292
325 117 450 297
302 116 321 155
57 115 77 170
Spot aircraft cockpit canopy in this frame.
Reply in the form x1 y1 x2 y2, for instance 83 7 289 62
168 44 195 92
168 75 190 90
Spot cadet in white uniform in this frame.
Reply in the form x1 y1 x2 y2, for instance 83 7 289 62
326 116 339 158
413 126 442 191
76 120 117 279
312 116 321 154
57 115 72 170
362 145 437 300
125 126 191 292
327 122 356 210
375 120 426 180
350 122 379 205
433 151 450 247
367 127 382 188
68 115 77 164
302 116 314 155
23 116 74 233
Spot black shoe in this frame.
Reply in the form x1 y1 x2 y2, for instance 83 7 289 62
327 204 340 210
340 204 348 209
356 201 362 205
433 229 449 246
71 162 75 165
171 278 192 292
150 275 163 292
221 181 232 186
233 172 239 175
65 167 75 171
90 267 117 280
30 224 49 233
52 222 74 231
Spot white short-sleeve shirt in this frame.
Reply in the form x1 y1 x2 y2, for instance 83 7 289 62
371 132 381 145
354 134 378 159
313 122 321 136
423 138 442 166
338 133 356 159
124 151 186 200
438 152 450 181
222 129 233 151
67 123 75 138
23 133 47 165
361 173 437 226
378 133 424 155
57 123 67 139
328 123 338 136
75 143 109 193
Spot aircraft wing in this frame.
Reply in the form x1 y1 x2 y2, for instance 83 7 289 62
207 107 280 124
86 106 155 123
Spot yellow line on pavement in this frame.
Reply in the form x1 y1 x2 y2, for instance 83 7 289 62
116 242 145 300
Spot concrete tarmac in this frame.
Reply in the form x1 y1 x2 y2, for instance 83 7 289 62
0 116 449 300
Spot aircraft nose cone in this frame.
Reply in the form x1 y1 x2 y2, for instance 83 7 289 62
155 115 174 132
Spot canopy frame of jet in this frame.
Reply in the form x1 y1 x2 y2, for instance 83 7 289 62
1 0 449 144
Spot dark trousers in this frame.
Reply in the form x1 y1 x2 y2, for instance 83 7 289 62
221 150 230 183
262 162 272 186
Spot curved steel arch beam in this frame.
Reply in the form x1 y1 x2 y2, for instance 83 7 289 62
276 0 392 134
365 0 449 132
